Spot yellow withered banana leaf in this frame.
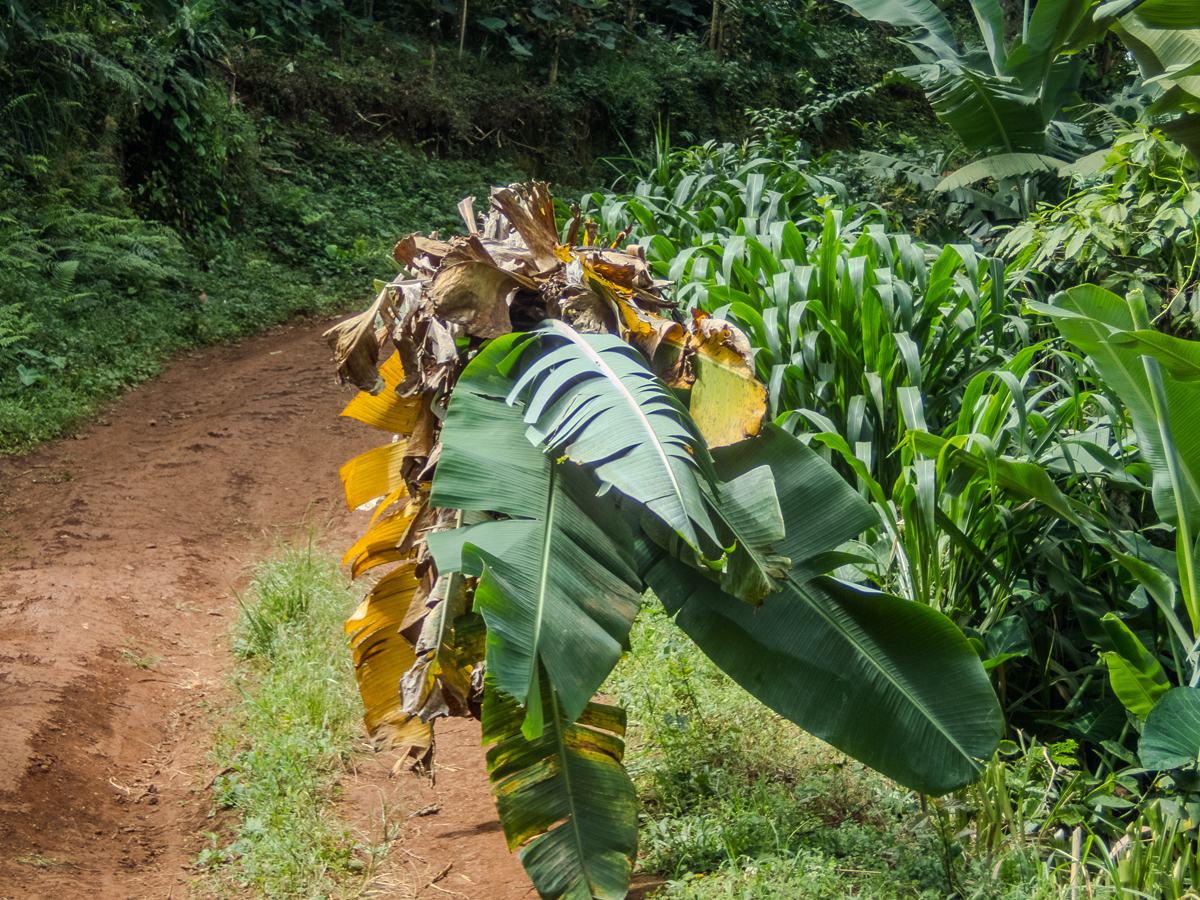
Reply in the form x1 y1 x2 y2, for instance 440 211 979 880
339 439 408 511
364 710 431 760
324 288 390 395
345 565 428 640
342 498 424 576
368 484 410 530
688 350 768 448
346 564 432 753
348 516 426 579
658 312 767 449
340 353 422 434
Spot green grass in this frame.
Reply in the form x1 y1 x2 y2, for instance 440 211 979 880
201 536 375 898
198 552 1181 900
605 596 958 900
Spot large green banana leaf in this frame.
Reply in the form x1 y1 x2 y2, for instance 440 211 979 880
834 0 959 60
1113 6 1200 156
841 0 1090 154
428 384 642 739
645 426 1004 794
1029 286 1200 534
504 321 723 555
483 671 637 900
936 152 1067 191
500 322 790 603
910 62 1060 153
1102 0 1200 29
1140 686 1200 768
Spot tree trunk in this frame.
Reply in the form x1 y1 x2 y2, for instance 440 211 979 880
458 0 467 57
710 0 719 52
997 0 1023 40
549 39 560 84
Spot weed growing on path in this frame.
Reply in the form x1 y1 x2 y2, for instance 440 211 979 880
120 647 161 670
201 536 367 897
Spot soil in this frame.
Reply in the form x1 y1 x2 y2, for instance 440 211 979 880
0 320 543 899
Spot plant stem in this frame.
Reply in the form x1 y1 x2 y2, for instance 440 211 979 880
1128 292 1200 654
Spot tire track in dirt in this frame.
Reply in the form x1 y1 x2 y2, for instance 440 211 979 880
0 321 533 900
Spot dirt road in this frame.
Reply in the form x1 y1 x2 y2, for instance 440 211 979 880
0 320 533 899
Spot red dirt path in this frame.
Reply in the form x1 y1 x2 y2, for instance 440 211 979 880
0 320 535 899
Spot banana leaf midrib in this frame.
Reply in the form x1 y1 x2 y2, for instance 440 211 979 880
527 462 560 735
548 680 589 888
533 320 694 532
789 572 979 763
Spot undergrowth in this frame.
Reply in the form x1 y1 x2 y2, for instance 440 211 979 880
0 145 519 453
202 536 369 898
605 596 955 900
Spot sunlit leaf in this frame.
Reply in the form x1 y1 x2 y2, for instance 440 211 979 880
340 352 423 433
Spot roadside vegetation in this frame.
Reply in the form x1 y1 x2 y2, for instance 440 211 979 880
0 0 915 451
201 537 380 897
11 0 1200 898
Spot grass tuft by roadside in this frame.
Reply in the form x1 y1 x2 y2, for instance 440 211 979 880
200 535 375 898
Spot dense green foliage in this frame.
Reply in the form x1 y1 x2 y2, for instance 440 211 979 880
1002 129 1200 322
0 0 930 450
0 144 515 449
569 115 1200 894
14 0 1200 895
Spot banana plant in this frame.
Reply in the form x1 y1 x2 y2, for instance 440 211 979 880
1106 0 1200 157
835 0 1200 166
834 0 1100 162
328 184 1003 900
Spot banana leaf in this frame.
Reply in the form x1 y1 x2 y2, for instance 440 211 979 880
1141 686 1200 768
645 425 1003 794
1101 612 1170 719
483 671 637 900
913 62 1051 153
937 153 1067 191
429 385 642 739
835 0 959 60
501 323 790 603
